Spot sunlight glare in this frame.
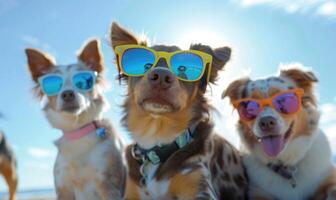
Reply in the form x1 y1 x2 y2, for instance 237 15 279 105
176 28 229 49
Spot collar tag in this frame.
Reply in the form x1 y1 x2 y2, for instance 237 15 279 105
176 128 193 148
95 127 106 138
147 151 160 165
267 162 298 188
176 133 187 148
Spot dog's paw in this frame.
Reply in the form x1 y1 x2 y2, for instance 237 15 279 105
326 186 336 200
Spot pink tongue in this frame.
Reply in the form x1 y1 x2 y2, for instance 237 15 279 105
260 135 285 157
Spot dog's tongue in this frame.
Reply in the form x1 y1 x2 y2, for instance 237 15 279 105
260 135 285 157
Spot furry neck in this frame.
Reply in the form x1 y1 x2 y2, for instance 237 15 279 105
44 100 105 132
124 96 209 149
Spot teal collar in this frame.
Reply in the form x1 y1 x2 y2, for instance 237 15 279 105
132 126 196 165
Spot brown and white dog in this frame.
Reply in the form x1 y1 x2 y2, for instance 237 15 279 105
25 39 126 200
223 66 336 200
0 131 17 200
110 22 248 200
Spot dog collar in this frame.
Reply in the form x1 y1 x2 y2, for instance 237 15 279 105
63 122 106 140
132 126 196 165
267 162 298 188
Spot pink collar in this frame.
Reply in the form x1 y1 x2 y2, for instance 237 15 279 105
63 122 96 140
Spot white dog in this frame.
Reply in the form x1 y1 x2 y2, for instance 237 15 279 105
25 39 126 200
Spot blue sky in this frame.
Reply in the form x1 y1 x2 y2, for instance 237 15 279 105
0 0 335 191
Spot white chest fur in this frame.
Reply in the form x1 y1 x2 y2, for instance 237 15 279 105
138 163 171 200
54 132 118 200
244 130 334 200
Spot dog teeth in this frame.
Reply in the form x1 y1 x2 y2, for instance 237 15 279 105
144 102 172 113
153 103 165 108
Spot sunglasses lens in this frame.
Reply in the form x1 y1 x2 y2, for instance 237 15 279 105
170 53 203 81
272 93 299 114
40 75 63 96
121 48 155 75
238 101 260 120
73 72 95 91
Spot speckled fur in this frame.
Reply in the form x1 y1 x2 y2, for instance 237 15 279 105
224 66 336 200
110 22 248 200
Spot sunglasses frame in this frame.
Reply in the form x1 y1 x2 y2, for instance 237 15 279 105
232 88 304 121
114 44 213 82
38 70 98 96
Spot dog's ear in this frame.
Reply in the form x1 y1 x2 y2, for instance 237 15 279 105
190 44 231 83
25 48 55 82
280 68 318 91
78 39 103 73
222 78 250 103
211 47 231 82
110 22 143 50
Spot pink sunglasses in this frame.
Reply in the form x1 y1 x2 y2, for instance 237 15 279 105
232 89 304 121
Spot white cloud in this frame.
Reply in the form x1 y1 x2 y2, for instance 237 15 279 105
320 103 336 123
320 101 336 154
28 147 54 159
21 35 57 57
240 0 274 7
21 35 40 46
317 1 336 17
234 0 336 19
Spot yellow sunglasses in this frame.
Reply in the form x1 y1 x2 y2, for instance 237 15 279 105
114 44 213 82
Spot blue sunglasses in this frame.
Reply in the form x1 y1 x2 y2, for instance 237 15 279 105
38 71 97 96
114 45 213 82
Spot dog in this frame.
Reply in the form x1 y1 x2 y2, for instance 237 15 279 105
25 39 126 200
110 22 248 200
0 131 17 200
223 66 336 199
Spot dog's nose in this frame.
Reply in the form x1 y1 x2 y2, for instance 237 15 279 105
259 116 277 132
61 90 75 102
147 67 175 89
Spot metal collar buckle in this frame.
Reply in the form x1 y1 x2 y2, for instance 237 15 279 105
267 162 298 188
